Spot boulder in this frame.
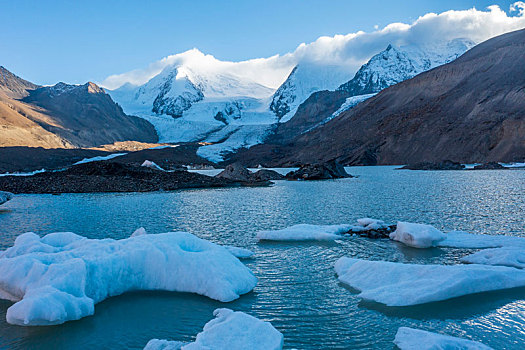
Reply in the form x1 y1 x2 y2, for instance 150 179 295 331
216 163 254 182
252 169 285 181
399 160 465 170
286 160 352 180
0 191 13 205
473 162 505 170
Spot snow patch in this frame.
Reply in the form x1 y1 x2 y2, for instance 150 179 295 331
141 160 165 171
73 153 127 165
389 222 446 248
394 327 493 350
334 257 525 306
0 231 257 325
0 169 46 177
144 308 283 350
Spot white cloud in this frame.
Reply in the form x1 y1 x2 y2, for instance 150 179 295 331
100 3 525 90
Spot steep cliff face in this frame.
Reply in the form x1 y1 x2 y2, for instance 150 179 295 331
230 29 525 166
0 67 158 148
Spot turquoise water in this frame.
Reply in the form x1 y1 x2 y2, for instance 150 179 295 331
0 166 524 349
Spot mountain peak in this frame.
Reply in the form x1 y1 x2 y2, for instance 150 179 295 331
86 82 104 94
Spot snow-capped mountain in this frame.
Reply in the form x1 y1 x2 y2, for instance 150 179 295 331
269 64 353 122
109 40 473 162
338 39 474 95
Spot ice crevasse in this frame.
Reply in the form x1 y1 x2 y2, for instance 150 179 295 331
0 231 257 326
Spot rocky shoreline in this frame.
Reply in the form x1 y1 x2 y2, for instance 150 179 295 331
0 162 269 194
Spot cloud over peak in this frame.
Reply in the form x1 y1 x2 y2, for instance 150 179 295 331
101 3 525 90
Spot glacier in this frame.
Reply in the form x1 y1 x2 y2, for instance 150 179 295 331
334 257 525 306
394 327 493 350
144 308 283 350
0 231 257 326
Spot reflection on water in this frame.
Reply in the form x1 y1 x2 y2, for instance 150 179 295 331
0 166 524 349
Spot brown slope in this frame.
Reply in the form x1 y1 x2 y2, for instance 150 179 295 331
233 28 525 166
0 66 158 148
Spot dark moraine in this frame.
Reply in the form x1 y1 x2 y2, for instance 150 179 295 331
0 162 263 194
398 160 465 170
286 161 353 180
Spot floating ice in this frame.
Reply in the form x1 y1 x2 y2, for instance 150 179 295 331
0 191 13 205
144 308 283 350
257 224 353 241
0 231 257 326
223 246 254 259
389 222 446 248
462 247 525 269
394 327 493 350
334 257 525 306
141 160 165 171
438 231 525 249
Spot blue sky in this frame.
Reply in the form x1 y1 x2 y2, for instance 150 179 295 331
0 0 518 85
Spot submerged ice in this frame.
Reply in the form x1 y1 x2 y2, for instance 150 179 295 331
144 308 283 350
334 257 525 306
0 231 257 326
394 327 493 350
256 224 353 241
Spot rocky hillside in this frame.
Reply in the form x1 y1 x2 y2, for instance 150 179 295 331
232 29 525 166
0 67 158 148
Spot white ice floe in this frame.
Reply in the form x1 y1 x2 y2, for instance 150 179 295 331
352 218 389 231
144 308 283 350
389 222 446 248
141 160 165 171
0 191 13 206
394 327 493 350
438 231 525 249
0 231 257 326
223 246 254 259
461 247 525 269
73 153 127 165
334 257 525 306
256 224 353 241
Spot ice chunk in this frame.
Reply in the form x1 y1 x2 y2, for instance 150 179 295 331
394 327 493 350
0 191 13 205
389 222 446 248
144 339 186 350
257 224 353 241
141 160 165 171
0 231 257 326
461 247 525 269
131 227 148 237
223 245 254 259
145 308 283 350
334 257 525 306
439 231 525 249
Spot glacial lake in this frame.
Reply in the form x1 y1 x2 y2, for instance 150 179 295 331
0 166 524 349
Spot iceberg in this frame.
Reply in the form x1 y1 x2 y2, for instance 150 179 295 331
389 221 446 248
144 308 283 350
334 257 525 306
0 231 257 326
394 327 493 350
0 191 13 205
256 224 353 241
461 247 525 269
438 231 525 249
